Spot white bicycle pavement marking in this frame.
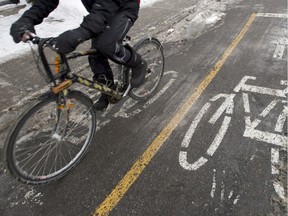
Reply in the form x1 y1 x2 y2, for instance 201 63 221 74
179 75 287 204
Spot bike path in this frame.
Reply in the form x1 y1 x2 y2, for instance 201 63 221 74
96 1 287 215
1 0 287 215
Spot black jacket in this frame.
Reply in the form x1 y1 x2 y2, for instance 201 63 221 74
21 0 139 35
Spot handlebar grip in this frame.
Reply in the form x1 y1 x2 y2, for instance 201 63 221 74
22 31 39 44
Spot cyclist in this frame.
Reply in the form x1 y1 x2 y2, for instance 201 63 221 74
10 0 147 111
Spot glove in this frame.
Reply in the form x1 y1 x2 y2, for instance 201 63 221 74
10 17 35 43
53 27 92 54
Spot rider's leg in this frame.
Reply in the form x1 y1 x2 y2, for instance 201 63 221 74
89 41 114 111
124 46 147 87
95 12 147 88
90 13 147 111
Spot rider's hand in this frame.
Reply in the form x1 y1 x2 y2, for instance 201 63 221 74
10 18 35 43
53 27 92 54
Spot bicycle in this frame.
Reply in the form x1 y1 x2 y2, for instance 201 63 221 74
179 75 287 203
3 31 165 184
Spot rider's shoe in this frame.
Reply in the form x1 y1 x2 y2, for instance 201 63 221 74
94 94 109 111
93 74 113 112
126 51 147 88
130 60 147 87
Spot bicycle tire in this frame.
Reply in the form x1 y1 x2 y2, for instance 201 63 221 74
129 37 165 101
4 90 96 184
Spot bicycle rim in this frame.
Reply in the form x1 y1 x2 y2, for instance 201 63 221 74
5 91 96 184
129 37 165 101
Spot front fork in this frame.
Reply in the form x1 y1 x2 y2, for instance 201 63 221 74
52 90 72 141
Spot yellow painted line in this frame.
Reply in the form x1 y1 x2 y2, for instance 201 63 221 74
94 13 257 216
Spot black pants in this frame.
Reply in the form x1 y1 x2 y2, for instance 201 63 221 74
88 13 136 83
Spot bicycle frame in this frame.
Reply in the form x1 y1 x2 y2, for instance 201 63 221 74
37 38 125 101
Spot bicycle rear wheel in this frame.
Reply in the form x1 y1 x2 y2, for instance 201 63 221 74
129 37 165 101
4 90 96 184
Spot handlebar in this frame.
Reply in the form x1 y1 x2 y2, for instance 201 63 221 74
22 31 41 44
22 31 97 58
22 31 60 56
22 31 98 84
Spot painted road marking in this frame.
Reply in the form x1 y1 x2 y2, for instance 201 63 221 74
273 181 288 203
271 37 288 59
234 76 287 98
209 94 235 124
256 13 288 18
257 13 288 60
243 117 288 147
210 169 240 205
180 74 288 171
94 13 257 216
234 77 288 146
275 102 288 133
271 148 280 175
179 94 235 170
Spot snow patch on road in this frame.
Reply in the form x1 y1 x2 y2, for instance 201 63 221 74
159 0 240 43
0 77 12 87
9 187 44 207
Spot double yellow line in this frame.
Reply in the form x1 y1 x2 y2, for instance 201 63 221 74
94 13 257 216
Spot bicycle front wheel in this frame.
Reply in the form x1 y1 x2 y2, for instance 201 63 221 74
129 37 165 101
4 90 96 184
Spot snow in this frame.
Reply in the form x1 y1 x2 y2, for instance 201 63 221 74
0 0 161 64
158 0 229 43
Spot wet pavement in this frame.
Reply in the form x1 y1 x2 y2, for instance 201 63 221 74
0 0 287 215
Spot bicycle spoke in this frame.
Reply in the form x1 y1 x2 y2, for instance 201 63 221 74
19 138 59 174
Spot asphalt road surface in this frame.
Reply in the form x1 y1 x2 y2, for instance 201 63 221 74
0 0 287 215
